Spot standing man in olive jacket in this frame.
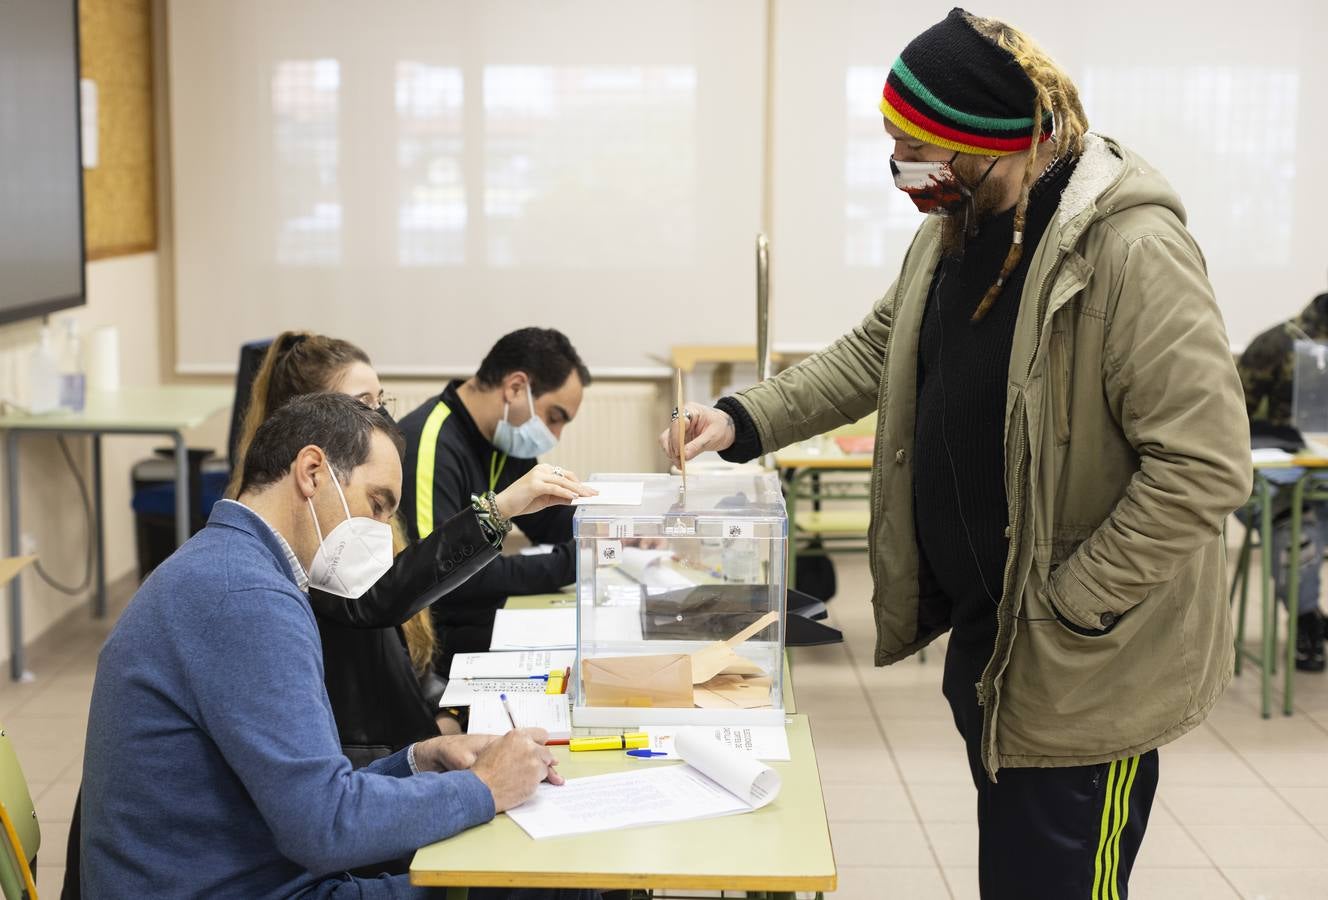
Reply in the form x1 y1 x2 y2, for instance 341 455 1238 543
664 10 1251 900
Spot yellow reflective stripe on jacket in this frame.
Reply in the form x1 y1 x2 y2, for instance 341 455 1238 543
415 401 452 539
488 451 508 493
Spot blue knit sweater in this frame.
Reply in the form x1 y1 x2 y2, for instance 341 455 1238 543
81 500 495 898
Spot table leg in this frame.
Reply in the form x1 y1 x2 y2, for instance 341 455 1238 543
785 469 799 585
443 888 468 900
92 434 106 617
6 430 26 682
173 432 189 548
1284 476 1307 716
1259 475 1274 719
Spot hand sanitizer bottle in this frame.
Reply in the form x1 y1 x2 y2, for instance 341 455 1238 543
27 325 61 414
58 319 86 412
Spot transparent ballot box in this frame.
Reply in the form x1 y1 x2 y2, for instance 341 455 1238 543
572 471 788 727
1294 340 1328 450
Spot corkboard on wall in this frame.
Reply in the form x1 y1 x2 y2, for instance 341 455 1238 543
79 0 156 260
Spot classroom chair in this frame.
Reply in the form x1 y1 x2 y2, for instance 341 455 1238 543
0 724 40 900
1229 470 1328 717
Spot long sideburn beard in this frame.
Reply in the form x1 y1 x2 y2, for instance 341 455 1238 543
939 157 1008 259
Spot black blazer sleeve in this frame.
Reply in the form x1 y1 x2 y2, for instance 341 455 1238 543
510 503 575 546
307 506 500 629
432 537 577 611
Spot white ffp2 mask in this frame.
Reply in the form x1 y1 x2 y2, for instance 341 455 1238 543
306 463 394 599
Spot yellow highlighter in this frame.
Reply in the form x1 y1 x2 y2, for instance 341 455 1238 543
568 732 648 752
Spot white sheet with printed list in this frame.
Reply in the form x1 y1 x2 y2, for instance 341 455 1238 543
449 650 576 679
466 694 571 741
505 727 781 840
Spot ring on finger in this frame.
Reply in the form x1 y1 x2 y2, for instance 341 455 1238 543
552 466 565 479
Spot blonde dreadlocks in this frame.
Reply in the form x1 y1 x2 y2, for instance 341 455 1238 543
963 12 1090 321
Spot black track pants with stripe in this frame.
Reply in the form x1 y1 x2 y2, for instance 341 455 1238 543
943 633 1160 900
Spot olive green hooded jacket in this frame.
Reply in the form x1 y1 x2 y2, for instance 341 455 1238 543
732 134 1252 778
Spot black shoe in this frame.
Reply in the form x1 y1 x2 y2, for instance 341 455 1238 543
1295 611 1325 672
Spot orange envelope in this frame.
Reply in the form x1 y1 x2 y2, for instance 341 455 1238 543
693 674 775 710
581 653 695 708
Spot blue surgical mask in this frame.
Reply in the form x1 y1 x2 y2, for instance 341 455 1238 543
492 382 558 458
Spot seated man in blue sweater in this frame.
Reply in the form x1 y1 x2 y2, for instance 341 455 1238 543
81 392 588 899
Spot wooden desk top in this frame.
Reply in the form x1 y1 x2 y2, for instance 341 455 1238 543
410 714 834 892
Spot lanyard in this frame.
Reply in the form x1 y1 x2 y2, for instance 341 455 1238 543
488 450 508 493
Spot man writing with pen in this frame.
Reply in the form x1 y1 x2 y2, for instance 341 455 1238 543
82 392 601 899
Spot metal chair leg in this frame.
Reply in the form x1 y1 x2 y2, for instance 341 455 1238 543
1259 477 1275 718
1233 519 1253 676
1283 478 1308 716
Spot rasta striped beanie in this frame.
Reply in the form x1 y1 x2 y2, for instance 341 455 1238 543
880 7 1052 156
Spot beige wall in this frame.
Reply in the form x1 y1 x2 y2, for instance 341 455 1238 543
0 252 229 673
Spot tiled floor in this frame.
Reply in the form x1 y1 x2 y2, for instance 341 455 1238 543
6 553 1328 899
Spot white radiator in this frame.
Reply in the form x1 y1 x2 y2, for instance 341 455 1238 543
387 380 668 480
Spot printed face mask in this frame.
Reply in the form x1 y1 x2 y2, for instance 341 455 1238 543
890 152 998 216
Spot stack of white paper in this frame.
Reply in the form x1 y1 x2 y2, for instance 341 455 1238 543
505 727 782 839
467 693 572 741
1252 448 1294 465
641 724 791 761
440 650 577 707
450 650 576 679
489 608 576 651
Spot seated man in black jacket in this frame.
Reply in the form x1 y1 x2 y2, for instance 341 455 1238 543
398 328 590 670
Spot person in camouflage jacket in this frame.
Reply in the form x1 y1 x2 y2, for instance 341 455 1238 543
1236 285 1328 671
1239 288 1328 426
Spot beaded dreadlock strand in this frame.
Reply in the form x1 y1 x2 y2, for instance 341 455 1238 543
964 13 1089 323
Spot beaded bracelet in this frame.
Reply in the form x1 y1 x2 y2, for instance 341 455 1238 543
470 490 513 544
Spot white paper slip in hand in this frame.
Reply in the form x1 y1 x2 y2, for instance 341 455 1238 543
489 608 576 650
467 693 571 741
505 726 781 840
572 481 645 506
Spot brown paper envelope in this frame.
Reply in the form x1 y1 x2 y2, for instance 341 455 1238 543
582 653 695 708
715 652 767 679
693 674 775 710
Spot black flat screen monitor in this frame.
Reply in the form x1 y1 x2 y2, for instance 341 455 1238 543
0 0 85 326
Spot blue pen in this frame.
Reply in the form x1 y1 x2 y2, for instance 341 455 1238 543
499 693 520 730
626 749 668 759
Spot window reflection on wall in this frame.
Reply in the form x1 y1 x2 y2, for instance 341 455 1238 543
396 63 466 266
483 65 697 268
271 60 341 265
1082 66 1297 267
844 66 921 267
